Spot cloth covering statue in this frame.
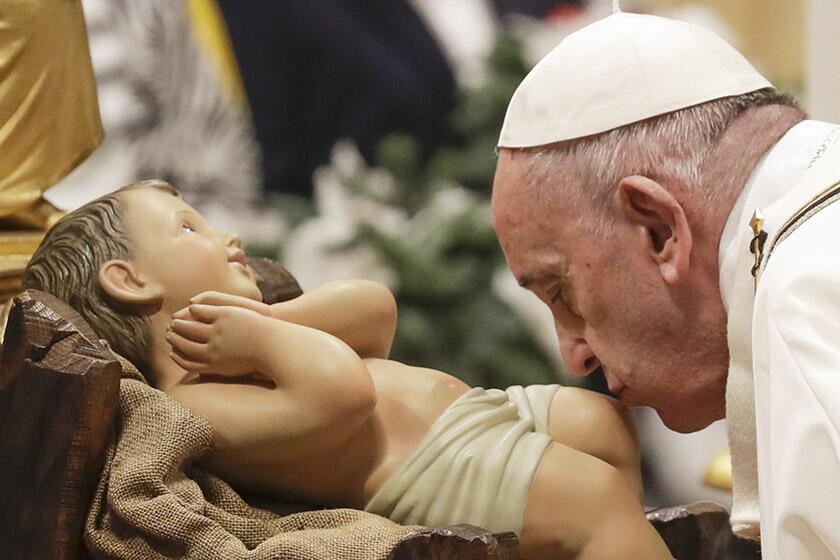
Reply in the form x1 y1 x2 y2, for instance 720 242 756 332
22 180 674 560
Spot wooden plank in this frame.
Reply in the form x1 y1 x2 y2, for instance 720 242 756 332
646 502 761 560
0 290 121 560
389 524 519 560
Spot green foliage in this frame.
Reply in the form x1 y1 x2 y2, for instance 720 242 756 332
356 198 557 389
428 34 530 189
362 32 559 388
378 32 530 195
265 30 562 389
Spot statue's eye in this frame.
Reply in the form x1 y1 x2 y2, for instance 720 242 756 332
180 223 196 234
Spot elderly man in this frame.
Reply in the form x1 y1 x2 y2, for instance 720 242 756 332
492 9 840 560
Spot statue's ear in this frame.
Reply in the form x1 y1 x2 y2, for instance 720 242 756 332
98 259 163 306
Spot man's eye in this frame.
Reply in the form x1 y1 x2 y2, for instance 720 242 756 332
548 282 566 304
551 287 581 317
180 223 196 234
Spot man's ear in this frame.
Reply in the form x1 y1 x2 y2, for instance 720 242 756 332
99 259 164 306
614 175 692 284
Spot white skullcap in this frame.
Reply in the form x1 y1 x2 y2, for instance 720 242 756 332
498 11 772 148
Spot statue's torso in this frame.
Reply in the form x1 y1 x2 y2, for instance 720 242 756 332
222 358 470 509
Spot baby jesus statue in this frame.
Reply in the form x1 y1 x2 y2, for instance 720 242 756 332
22 180 673 560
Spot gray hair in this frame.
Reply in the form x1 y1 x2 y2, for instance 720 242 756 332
22 180 178 375
521 88 805 235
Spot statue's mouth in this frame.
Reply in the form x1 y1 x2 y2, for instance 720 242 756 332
228 249 248 268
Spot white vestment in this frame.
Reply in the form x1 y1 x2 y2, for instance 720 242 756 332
720 120 840 559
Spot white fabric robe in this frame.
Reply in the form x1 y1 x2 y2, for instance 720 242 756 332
719 120 840 559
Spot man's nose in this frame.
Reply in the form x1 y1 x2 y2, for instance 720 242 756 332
558 338 601 378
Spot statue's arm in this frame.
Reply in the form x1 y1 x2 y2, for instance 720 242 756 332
269 279 397 359
167 314 377 465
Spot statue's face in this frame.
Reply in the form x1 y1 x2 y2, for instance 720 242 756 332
121 188 262 313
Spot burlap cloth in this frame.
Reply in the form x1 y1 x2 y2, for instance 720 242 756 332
84 354 423 559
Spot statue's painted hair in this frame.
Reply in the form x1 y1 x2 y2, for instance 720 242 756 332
22 180 178 375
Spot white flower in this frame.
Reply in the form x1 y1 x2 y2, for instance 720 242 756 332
283 142 405 290
405 182 481 243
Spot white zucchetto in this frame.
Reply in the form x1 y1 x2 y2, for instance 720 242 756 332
498 11 772 148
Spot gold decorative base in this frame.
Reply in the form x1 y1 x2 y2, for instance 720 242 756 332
704 449 733 491
0 230 44 254
0 231 43 302
0 230 44 346
0 198 66 232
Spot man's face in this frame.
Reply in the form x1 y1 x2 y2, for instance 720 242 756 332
121 188 262 313
491 151 727 433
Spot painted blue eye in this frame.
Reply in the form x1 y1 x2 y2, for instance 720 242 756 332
180 223 196 234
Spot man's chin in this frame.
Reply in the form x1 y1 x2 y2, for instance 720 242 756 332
654 407 717 434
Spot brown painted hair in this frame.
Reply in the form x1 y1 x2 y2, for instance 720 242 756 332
22 180 178 375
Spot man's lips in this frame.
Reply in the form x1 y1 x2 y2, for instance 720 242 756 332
601 368 626 396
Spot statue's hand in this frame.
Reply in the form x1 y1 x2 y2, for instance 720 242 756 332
167 304 266 377
189 291 271 315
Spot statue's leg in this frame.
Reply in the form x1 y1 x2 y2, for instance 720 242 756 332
519 442 671 560
544 387 644 499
